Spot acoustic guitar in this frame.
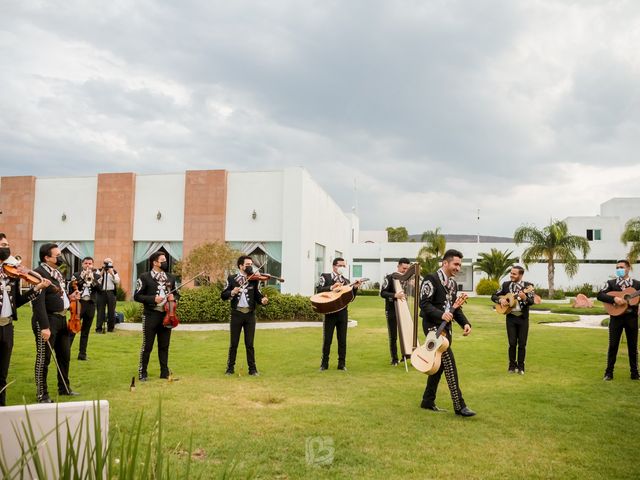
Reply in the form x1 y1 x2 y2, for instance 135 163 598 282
411 293 468 375
603 287 640 316
310 278 369 315
495 286 535 314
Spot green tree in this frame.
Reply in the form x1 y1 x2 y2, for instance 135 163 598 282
514 220 590 298
176 242 240 286
417 228 446 274
473 248 519 282
386 226 409 242
621 217 640 264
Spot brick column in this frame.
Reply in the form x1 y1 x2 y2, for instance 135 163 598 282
94 173 136 298
183 170 227 257
0 176 36 266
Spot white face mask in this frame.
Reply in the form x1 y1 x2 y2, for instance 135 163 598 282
337 266 347 276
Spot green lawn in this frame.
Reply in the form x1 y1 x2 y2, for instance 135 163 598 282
4 297 639 479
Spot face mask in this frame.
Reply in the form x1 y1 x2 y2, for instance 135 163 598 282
160 261 169 272
51 256 65 267
615 268 626 278
338 267 347 276
0 247 10 262
244 265 253 275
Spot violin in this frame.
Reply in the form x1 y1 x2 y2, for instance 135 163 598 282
2 262 60 293
163 294 180 329
68 279 82 334
247 272 285 283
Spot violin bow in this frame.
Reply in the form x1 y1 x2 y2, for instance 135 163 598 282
46 340 71 395
166 271 206 296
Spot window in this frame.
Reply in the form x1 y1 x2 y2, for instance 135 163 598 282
315 244 326 281
586 229 602 241
352 265 363 278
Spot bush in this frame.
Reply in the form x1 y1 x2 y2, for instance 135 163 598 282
122 301 143 323
535 288 566 300
566 283 595 298
174 285 321 323
476 278 499 295
116 285 127 301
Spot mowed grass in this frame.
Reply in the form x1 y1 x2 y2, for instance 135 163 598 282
4 297 639 479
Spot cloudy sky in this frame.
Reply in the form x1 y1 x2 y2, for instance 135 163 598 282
2 0 639 237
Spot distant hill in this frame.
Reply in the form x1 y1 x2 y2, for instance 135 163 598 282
407 233 514 243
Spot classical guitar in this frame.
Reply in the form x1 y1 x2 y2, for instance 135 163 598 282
310 278 369 315
495 285 535 315
603 287 640 316
411 293 468 375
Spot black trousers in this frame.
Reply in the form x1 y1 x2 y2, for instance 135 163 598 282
138 310 172 378
322 308 348 367
605 312 639 376
385 310 399 362
506 313 529 370
0 322 14 406
96 290 116 332
227 310 257 371
33 314 71 400
69 299 95 357
421 325 466 411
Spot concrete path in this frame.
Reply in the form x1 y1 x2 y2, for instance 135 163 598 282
532 310 607 329
115 320 358 332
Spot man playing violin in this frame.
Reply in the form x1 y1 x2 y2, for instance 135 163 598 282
32 243 81 403
419 249 475 417
316 257 362 371
68 257 101 361
491 265 535 375
597 260 640 381
134 251 179 381
221 255 268 376
0 233 50 406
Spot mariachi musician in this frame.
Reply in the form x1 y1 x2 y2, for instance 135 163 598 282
68 256 101 361
316 257 362 371
134 251 179 381
380 258 412 366
0 234 49 406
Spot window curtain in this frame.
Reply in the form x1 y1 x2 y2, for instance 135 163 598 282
228 242 281 262
31 241 94 267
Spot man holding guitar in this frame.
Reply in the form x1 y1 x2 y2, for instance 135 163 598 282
597 260 640 381
316 258 362 371
419 249 475 417
491 266 535 375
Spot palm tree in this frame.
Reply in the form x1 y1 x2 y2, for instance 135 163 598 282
417 228 446 274
473 248 519 282
514 220 590 298
621 217 640 264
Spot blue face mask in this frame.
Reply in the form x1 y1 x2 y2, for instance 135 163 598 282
615 268 626 278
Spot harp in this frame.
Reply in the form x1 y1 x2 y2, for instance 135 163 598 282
391 263 420 365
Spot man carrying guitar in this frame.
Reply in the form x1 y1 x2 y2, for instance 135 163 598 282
491 265 535 375
419 249 475 417
316 258 362 371
597 260 640 381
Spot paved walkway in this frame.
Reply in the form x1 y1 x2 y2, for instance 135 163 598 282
115 320 358 331
532 310 607 329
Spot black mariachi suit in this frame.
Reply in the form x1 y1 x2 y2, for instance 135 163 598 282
491 281 535 372
96 267 119 332
68 270 101 359
419 270 470 412
31 264 73 400
0 274 40 406
317 272 358 369
134 271 179 379
597 277 640 378
221 273 264 373
380 273 400 363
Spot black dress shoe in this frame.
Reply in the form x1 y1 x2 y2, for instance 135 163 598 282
631 373 639 380
455 407 476 417
391 360 399 366
138 375 148 382
337 365 347 371
319 364 328 371
38 395 54 404
59 390 80 396
248 370 260 376
420 403 447 412
77 355 88 361
603 374 613 381
225 369 235 376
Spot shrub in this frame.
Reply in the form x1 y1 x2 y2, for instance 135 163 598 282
122 301 143 323
535 288 566 300
567 283 595 298
174 285 321 323
116 286 127 301
476 278 499 295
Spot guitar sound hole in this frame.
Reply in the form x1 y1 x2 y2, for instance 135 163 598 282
426 341 435 350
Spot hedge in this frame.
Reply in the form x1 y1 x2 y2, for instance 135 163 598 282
476 278 499 295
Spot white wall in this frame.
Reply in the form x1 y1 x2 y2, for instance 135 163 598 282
133 173 185 241
225 171 283 241
600 197 640 222
32 176 97 240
